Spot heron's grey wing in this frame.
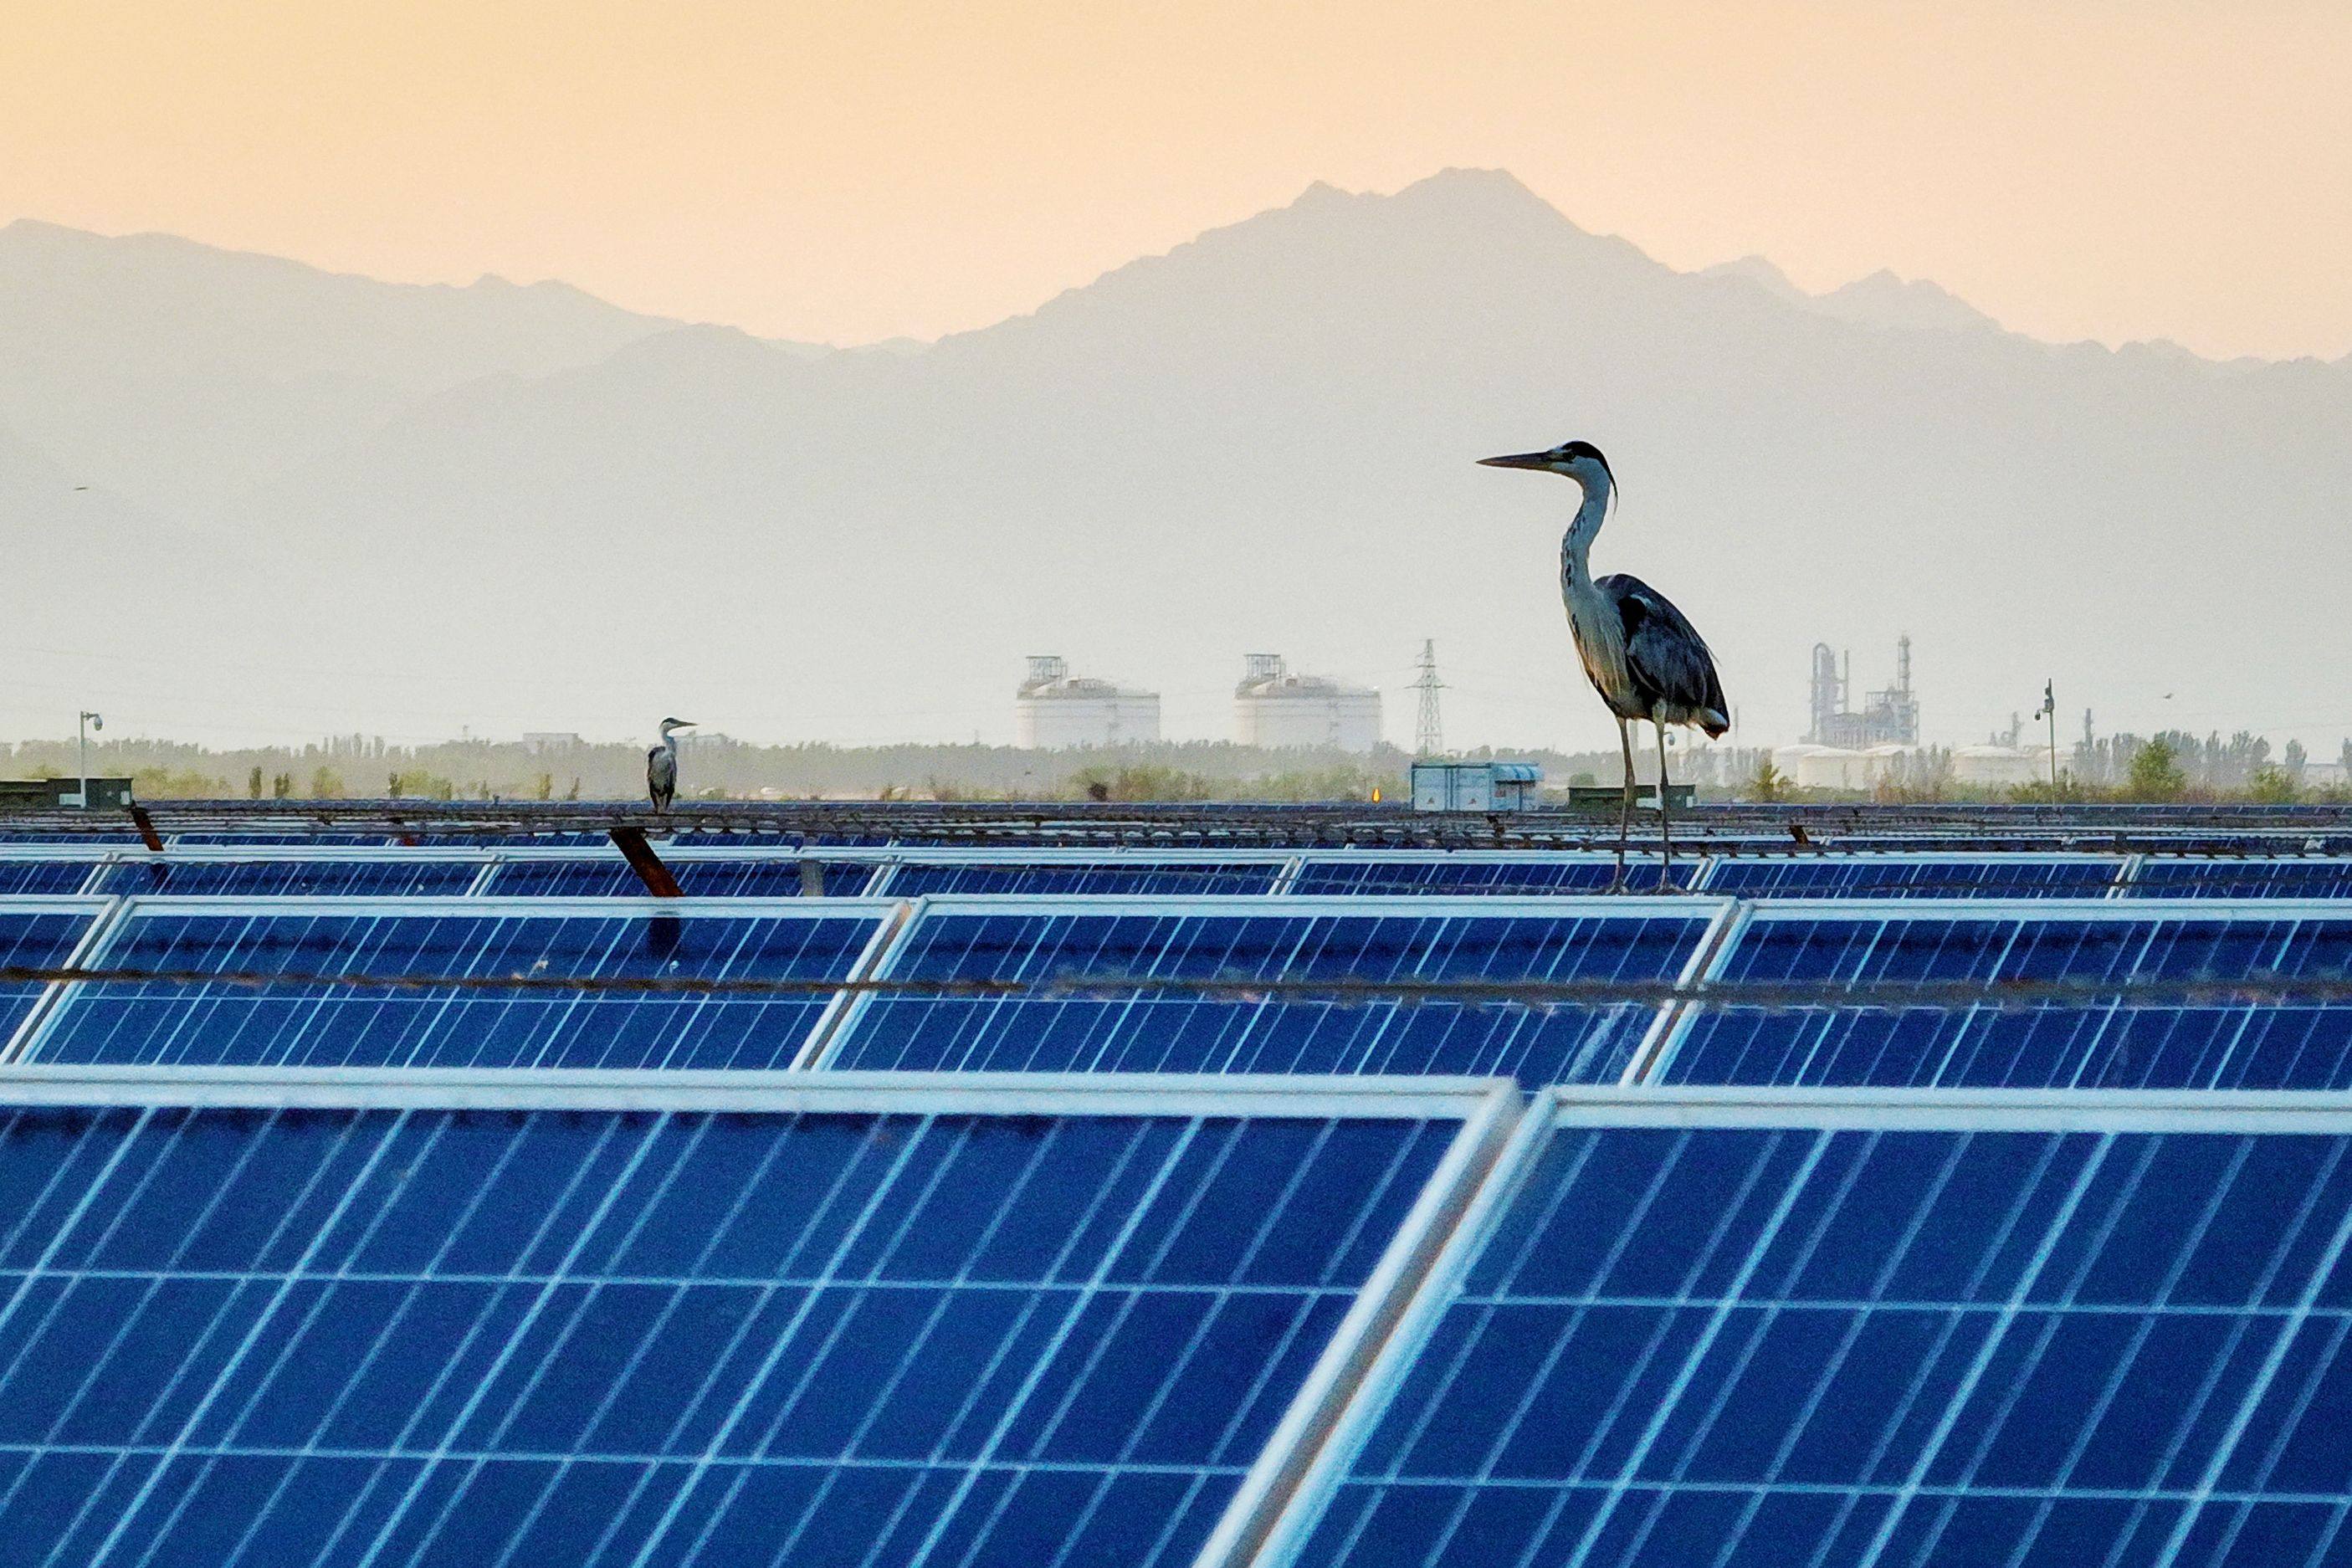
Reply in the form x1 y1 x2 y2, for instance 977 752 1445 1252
1601 573 1729 730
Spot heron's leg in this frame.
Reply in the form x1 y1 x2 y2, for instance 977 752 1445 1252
1657 722 1680 892
1610 718 1633 892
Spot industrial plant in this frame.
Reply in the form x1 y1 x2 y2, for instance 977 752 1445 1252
1013 656 1162 748
1232 654 1383 753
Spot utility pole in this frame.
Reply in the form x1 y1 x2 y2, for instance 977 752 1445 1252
2037 681 2057 789
77 710 103 809
1412 639 1446 756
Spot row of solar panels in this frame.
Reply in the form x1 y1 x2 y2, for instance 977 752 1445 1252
6 847 2352 899
0 1070 2337 1568
4 894 2349 1089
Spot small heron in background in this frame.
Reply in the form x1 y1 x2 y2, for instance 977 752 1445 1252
1478 440 1728 890
646 717 694 812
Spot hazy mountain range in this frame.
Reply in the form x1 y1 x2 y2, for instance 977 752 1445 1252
3 171 2346 751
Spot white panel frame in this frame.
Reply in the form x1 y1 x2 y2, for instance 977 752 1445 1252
0 897 119 1064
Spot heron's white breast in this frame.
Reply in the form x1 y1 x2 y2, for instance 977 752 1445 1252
1563 577 1640 716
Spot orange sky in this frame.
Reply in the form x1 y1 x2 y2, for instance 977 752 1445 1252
5 1 2347 357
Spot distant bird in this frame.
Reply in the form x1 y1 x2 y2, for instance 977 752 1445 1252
646 717 693 812
71 485 88 492
1479 440 1728 890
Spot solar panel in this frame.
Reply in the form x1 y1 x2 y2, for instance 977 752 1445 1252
0 1072 1506 1568
1657 903 2352 1090
2128 859 2352 899
92 858 487 898
482 858 874 897
1289 857 1638 897
827 898 1723 1083
879 861 1283 897
1269 1089 2352 1568
0 901 100 1053
168 833 393 847
0 859 100 896
1700 856 2124 899
23 900 891 1070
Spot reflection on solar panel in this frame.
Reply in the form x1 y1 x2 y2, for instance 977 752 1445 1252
1702 857 2123 899
829 899 1719 1083
0 860 99 896
0 904 96 1048
0 1076 1495 1568
2129 860 2352 900
483 858 874 897
1275 1091 2352 1568
881 862 1282 897
28 903 888 1069
93 858 485 898
1659 905 2352 1089
1289 859 1634 897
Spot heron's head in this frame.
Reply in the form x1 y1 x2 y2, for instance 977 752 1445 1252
1478 439 1613 490
658 716 695 735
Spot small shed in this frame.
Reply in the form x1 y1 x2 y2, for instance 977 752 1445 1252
1412 760 1543 812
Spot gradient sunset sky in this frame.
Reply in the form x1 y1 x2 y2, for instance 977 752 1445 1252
6 1 2346 358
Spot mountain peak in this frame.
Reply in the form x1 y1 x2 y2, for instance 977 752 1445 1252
1819 268 2000 334
1698 254 1806 301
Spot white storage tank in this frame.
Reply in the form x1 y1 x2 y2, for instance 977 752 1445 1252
1232 654 1382 752
1015 656 1161 749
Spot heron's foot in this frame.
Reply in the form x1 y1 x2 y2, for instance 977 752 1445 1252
1654 879 1689 895
1602 873 1630 894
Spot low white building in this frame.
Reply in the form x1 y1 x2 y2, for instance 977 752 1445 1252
1015 656 1161 749
1773 744 1932 792
1233 654 1382 752
1951 744 2052 787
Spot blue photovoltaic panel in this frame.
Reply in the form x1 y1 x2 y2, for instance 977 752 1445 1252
0 861 100 896
2128 860 2352 900
1284 1099 2352 1568
28 906 886 1068
168 833 392 847
669 832 810 847
1701 857 2124 899
0 1092 1463 1568
1289 859 1635 897
883 862 1282 897
483 858 874 898
831 902 1714 1082
93 858 485 898
0 833 142 845
0 908 97 1044
1660 908 2352 1089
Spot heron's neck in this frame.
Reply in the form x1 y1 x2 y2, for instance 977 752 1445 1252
1560 475 1610 586
664 733 681 756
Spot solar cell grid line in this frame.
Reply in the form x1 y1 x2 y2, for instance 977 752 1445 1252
822 896 1729 1084
877 860 1287 898
1258 1087 2352 1568
0 858 107 897
2126 859 2352 900
90 857 490 899
1650 899 2352 1092
479 853 878 898
0 900 110 1064
18 898 896 1072
1699 855 2128 901
0 1068 1515 1568
1287 854 1647 898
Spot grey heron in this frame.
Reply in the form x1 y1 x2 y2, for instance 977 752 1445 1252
646 717 694 812
1479 440 1727 890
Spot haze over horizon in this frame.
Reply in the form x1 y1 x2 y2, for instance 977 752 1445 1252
4 167 2347 757
5 0 2349 362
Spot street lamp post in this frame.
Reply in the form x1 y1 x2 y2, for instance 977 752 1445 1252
77 710 103 809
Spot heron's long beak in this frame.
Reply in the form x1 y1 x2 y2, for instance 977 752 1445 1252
1477 452 1553 470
